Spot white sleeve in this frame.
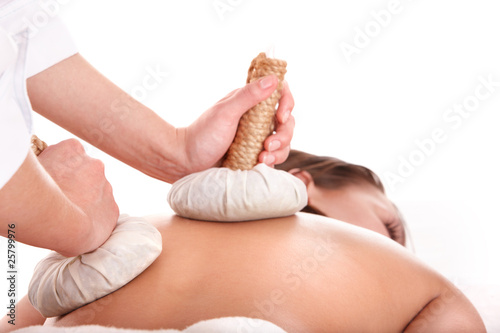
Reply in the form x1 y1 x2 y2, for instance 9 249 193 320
0 85 30 190
0 3 78 190
0 25 29 190
26 16 78 78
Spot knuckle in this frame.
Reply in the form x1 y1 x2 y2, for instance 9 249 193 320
239 85 254 102
64 138 85 153
275 115 294 138
288 90 295 108
241 82 261 103
276 145 291 164
112 202 120 217
280 83 294 106
105 180 114 193
287 114 295 126
90 158 106 173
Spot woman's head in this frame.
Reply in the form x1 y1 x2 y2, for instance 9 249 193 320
277 150 406 245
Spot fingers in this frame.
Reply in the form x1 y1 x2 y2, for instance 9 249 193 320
275 81 294 124
259 146 291 167
38 138 106 177
259 80 295 167
39 138 85 158
259 114 295 166
218 75 279 121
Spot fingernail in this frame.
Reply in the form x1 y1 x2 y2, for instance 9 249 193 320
282 110 290 123
263 155 275 165
269 140 281 152
259 76 275 90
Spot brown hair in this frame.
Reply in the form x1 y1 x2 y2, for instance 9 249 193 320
276 150 407 245
276 150 385 193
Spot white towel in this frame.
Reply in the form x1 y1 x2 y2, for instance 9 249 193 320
12 317 287 333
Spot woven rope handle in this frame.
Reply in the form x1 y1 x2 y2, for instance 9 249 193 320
31 135 47 156
222 53 287 170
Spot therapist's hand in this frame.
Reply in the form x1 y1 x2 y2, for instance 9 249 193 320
38 139 119 248
27 54 294 183
180 75 295 173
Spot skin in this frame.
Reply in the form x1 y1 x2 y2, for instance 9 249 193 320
0 53 481 330
0 139 118 256
292 169 405 245
26 54 294 180
10 213 479 332
0 53 295 255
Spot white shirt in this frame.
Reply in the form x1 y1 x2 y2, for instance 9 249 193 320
0 0 77 189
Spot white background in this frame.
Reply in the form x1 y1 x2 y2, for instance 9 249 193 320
1 0 499 330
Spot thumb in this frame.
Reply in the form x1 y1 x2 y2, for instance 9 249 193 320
221 75 279 120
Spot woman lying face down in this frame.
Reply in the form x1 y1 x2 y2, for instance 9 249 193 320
276 150 406 245
39 213 484 332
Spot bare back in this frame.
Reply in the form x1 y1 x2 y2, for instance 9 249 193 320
46 213 484 332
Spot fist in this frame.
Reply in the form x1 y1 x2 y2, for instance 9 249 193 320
38 139 119 248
